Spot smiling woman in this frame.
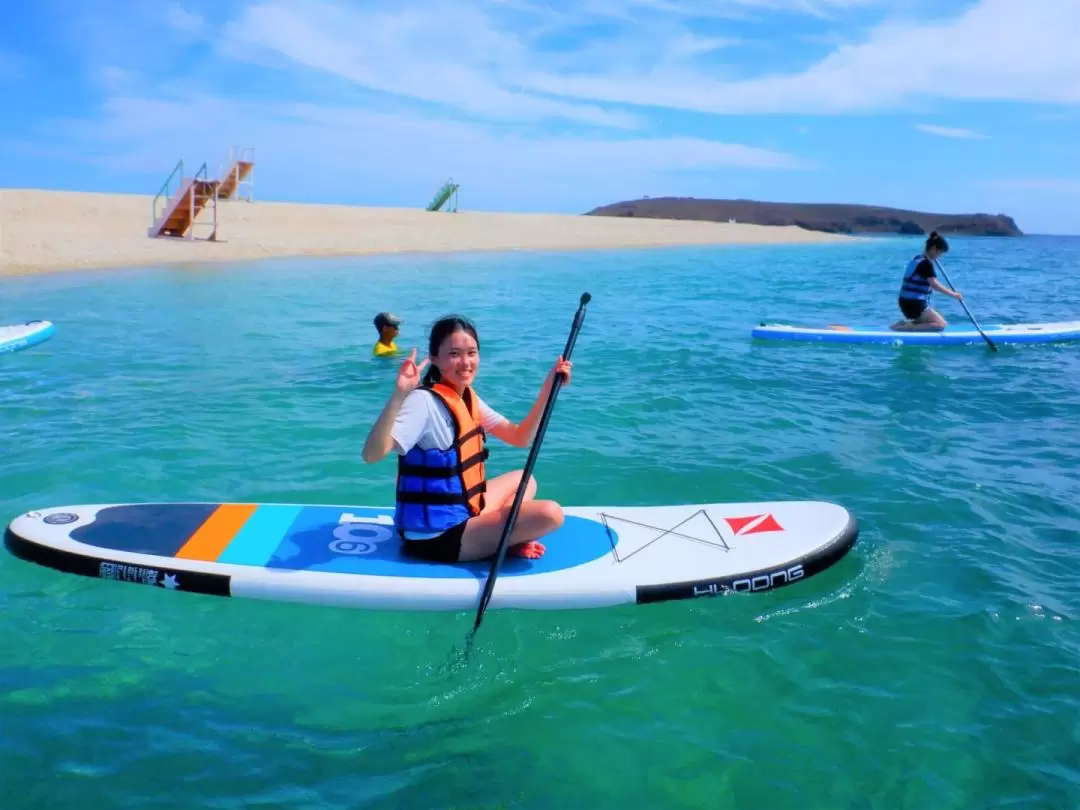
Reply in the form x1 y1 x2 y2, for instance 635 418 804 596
360 314 572 564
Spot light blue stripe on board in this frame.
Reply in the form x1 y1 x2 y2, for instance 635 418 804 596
216 505 303 566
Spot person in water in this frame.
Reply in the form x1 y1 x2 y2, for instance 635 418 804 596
361 315 571 563
372 312 402 357
891 230 964 331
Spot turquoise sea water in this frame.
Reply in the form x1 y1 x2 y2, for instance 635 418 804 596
2 233 1079 809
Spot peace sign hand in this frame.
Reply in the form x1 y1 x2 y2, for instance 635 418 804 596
395 348 429 395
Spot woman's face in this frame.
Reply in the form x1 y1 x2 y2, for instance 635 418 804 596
432 327 479 389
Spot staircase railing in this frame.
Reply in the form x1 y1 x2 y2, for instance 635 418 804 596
187 162 218 240
229 146 255 165
219 146 256 201
151 159 184 226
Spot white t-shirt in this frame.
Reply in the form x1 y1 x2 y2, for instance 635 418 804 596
391 387 507 456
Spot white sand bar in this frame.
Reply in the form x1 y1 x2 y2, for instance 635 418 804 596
0 189 851 276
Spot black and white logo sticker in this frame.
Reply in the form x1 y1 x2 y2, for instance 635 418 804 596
43 512 79 525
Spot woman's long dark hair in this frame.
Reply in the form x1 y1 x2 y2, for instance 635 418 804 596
421 315 480 387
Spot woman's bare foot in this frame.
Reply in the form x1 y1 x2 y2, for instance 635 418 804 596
509 541 546 559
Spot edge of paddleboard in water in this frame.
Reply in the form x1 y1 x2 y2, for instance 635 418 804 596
0 320 56 354
751 320 1080 346
4 500 858 612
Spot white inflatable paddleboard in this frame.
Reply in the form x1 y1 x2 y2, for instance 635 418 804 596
0 320 55 354
751 320 1080 346
4 500 858 612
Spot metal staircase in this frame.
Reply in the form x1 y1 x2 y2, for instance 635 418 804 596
147 146 255 240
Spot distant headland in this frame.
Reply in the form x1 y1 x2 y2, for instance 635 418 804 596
585 197 1024 237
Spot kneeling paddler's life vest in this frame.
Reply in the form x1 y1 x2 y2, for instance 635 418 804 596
899 253 933 302
394 382 489 539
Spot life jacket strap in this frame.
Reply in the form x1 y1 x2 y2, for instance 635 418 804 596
395 481 487 505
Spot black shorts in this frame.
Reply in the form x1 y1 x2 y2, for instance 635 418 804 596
400 521 467 563
898 297 928 320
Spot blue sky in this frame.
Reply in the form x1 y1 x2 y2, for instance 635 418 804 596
2 0 1078 234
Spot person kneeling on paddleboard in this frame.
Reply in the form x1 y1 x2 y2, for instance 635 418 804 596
891 230 963 332
361 315 570 563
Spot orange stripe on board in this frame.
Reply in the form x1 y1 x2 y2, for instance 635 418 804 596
175 503 258 561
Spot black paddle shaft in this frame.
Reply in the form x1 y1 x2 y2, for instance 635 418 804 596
932 260 998 352
470 292 592 633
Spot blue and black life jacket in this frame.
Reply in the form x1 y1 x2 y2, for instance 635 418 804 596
899 253 933 301
394 382 488 540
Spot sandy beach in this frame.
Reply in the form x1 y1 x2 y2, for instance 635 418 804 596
0 188 851 276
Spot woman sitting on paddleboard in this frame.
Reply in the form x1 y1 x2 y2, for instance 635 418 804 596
361 315 570 563
891 230 964 331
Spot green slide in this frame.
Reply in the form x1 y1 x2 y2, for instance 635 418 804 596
425 178 459 212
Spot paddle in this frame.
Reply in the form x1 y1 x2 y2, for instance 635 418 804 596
467 292 592 641
933 258 998 352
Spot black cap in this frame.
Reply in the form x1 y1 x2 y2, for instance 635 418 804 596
374 312 402 331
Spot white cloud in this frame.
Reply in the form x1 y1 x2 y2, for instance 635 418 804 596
1035 111 1079 122
95 65 143 93
19 0 818 214
50 0 1074 135
165 4 206 34
915 123 986 139
515 0 1080 114
207 0 895 131
574 0 889 22
44 0 215 82
217 0 643 129
33 89 807 212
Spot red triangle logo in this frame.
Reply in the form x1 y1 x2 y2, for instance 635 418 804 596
724 513 784 536
724 515 759 534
